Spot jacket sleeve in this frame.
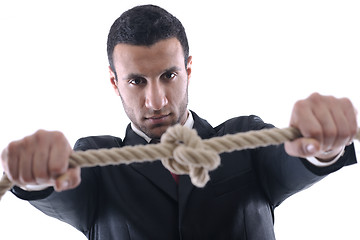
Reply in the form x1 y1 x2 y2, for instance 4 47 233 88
10 136 122 235
248 115 357 208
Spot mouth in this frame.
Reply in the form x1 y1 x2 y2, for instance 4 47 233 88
145 114 171 124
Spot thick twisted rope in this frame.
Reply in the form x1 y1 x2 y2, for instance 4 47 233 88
1 125 359 200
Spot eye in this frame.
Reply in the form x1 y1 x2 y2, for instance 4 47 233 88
129 77 146 85
163 72 177 80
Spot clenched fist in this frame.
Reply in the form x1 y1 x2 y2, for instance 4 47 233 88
1 130 81 191
285 93 358 161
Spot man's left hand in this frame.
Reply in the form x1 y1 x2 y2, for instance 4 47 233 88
285 93 358 162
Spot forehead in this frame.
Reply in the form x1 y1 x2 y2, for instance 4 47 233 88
112 38 185 75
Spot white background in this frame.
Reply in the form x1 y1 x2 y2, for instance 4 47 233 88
0 0 359 239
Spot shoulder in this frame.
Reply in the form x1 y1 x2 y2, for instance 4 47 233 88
214 115 275 135
74 135 123 151
191 111 275 137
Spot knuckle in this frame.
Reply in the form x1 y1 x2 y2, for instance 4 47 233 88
34 129 65 144
52 131 69 149
34 129 46 142
7 141 18 159
308 92 334 106
293 99 306 110
13 138 28 152
340 97 352 107
291 100 307 122
309 92 321 101
22 135 34 150
52 131 66 142
7 141 17 153
34 129 46 136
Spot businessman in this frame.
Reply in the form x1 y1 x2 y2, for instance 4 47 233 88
1 4 358 240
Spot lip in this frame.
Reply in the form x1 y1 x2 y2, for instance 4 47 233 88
145 114 170 124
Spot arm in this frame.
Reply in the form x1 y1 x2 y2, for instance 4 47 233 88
254 93 357 206
0 131 98 233
253 141 356 207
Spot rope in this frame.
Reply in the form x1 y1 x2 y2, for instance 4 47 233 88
1 125 359 200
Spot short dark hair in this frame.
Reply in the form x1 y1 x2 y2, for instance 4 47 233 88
107 4 189 72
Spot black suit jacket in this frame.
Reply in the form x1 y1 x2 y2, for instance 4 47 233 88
12 111 357 240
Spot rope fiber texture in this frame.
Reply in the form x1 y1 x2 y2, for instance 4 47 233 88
1 125 359 200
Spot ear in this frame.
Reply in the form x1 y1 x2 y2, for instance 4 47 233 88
109 66 120 96
186 56 193 82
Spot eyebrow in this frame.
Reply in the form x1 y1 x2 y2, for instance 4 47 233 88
122 66 182 81
122 73 146 81
163 66 182 74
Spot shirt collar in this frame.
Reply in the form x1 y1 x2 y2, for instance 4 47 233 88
131 110 194 143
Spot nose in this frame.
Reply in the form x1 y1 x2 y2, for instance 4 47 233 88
145 81 168 111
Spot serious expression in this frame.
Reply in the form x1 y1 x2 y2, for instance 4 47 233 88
110 38 192 139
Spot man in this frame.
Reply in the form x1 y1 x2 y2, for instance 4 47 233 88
1 4 358 240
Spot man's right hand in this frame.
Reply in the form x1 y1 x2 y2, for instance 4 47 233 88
1 130 81 192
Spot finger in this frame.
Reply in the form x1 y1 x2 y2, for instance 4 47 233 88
54 167 81 192
18 145 35 185
32 133 51 184
17 134 42 185
328 104 352 149
285 138 321 158
48 132 71 178
308 95 337 151
341 98 358 142
290 99 324 144
6 141 21 183
322 97 358 150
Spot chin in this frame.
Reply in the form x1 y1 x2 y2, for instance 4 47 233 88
147 125 171 139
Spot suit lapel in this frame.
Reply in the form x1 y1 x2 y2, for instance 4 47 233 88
123 124 178 201
178 111 217 220
131 161 178 201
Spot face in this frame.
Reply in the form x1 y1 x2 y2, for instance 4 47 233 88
110 38 192 139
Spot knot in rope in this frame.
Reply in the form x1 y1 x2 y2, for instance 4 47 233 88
160 125 220 187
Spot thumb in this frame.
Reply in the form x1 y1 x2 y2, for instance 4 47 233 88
54 167 81 192
284 138 321 158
